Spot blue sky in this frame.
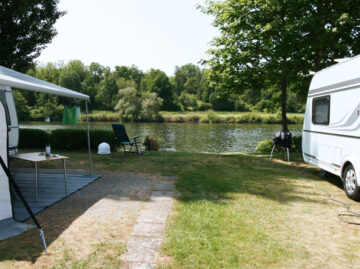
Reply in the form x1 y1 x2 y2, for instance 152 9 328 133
37 0 218 76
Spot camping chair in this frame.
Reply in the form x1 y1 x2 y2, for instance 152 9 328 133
112 124 141 156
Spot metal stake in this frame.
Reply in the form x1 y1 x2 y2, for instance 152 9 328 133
85 101 92 175
63 159 67 194
270 145 276 159
40 229 48 255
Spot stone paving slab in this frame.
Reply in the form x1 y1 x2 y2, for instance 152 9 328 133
137 210 168 224
121 175 177 268
144 200 173 211
121 237 162 262
153 182 176 191
162 176 178 181
131 223 166 237
151 191 177 200
122 262 157 269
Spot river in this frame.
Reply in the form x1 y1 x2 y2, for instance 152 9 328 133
20 122 303 153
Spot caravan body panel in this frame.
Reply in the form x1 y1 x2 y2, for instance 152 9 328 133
302 55 360 185
0 97 12 221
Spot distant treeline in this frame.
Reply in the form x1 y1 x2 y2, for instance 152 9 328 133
13 60 305 121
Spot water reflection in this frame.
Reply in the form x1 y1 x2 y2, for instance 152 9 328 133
20 122 302 153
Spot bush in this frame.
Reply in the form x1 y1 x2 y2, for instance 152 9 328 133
19 129 50 148
114 87 141 121
48 129 116 150
143 136 160 151
234 98 251 112
256 135 302 153
179 93 198 111
200 110 222 123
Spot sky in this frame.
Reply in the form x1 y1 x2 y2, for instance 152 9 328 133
36 0 218 76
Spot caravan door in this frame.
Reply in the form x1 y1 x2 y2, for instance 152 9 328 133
0 94 13 221
4 88 19 154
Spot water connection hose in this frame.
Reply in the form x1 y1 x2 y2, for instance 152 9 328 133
0 156 48 254
315 182 360 225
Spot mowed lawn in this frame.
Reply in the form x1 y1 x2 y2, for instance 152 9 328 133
1 151 360 268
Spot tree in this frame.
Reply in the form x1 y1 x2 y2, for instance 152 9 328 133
95 70 119 110
140 69 175 110
141 92 163 121
114 65 144 89
114 87 141 121
0 0 65 71
200 0 360 130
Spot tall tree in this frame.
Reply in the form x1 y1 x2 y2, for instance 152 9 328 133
0 0 65 72
114 65 144 89
140 69 175 110
201 0 360 130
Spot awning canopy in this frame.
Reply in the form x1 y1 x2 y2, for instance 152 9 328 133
0 65 89 101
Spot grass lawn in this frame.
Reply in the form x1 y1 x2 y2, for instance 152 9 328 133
2 151 360 268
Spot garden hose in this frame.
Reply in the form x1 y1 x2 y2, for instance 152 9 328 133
314 183 360 225
315 184 360 225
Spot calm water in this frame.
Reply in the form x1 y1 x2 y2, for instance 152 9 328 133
20 122 302 153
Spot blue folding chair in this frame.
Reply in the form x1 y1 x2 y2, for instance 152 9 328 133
112 124 140 156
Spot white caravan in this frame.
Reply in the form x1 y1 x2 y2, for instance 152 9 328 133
302 55 360 201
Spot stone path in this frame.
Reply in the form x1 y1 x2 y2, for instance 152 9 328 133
121 176 178 269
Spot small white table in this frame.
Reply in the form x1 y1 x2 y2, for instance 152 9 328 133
11 152 69 200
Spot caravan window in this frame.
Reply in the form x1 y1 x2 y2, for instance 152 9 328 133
312 96 330 125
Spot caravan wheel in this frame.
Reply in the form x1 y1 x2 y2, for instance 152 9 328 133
343 164 360 201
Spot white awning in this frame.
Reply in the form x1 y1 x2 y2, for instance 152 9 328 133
0 65 89 101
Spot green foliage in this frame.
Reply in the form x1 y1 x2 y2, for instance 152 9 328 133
50 129 88 150
200 110 221 123
114 65 144 89
256 136 302 153
140 69 175 110
179 92 197 110
48 129 116 150
143 136 160 151
18 129 49 148
12 90 30 120
96 71 119 110
234 98 251 112
141 92 163 121
0 0 65 71
114 87 141 121
200 0 360 130
209 90 235 111
29 99 63 121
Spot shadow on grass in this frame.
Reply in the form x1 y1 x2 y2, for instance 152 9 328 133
174 153 341 206
0 170 151 264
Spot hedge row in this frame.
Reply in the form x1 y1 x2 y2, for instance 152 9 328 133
19 129 117 150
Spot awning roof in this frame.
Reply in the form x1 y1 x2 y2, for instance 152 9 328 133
0 65 89 101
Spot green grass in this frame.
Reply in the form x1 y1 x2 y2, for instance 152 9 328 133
4 150 360 268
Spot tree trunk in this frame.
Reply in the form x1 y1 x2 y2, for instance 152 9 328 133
281 74 288 131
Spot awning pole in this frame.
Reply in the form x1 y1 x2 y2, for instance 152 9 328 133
85 101 92 175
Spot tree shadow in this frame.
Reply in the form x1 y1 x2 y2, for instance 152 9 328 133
175 153 344 206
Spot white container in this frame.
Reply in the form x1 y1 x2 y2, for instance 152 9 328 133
45 144 51 156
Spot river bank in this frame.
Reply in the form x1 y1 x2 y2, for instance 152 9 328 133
78 110 304 124
19 122 303 153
